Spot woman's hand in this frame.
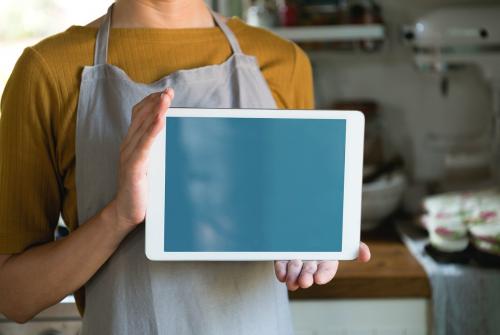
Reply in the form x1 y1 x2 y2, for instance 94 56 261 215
110 88 175 231
274 242 371 291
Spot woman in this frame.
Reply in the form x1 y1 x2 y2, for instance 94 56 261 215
0 0 370 334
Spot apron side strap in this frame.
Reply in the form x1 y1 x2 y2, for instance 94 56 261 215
94 4 114 65
211 11 243 55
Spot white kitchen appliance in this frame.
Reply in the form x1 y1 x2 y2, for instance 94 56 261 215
404 6 500 185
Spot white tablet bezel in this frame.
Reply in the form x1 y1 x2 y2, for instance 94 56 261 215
146 108 364 261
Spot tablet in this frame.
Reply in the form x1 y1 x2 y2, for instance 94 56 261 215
146 108 364 261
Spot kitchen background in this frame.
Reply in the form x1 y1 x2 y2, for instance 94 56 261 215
1 0 500 334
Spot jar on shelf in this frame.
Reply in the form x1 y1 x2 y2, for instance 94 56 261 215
298 0 337 26
277 0 300 26
349 0 384 51
246 0 279 28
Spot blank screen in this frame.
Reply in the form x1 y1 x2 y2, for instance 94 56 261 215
164 117 346 252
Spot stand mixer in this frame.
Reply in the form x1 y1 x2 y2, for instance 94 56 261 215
404 6 500 186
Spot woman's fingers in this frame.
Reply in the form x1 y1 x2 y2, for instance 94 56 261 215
113 88 175 228
121 92 162 148
122 88 173 152
121 89 174 162
276 243 370 291
128 91 171 151
285 260 303 291
131 96 171 160
274 261 288 282
297 261 317 289
313 261 339 285
129 89 172 143
358 242 371 263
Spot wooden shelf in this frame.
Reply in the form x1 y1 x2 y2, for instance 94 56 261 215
289 224 431 300
269 24 385 42
289 241 430 300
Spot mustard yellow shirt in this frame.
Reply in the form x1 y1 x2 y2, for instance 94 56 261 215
0 18 314 253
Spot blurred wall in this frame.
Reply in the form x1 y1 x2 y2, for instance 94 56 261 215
313 0 498 181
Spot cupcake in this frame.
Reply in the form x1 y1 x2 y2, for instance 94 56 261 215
427 215 469 252
468 221 500 255
423 188 500 255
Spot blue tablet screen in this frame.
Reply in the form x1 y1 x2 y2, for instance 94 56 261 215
165 117 346 252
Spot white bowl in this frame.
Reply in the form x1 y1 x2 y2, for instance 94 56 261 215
361 172 406 231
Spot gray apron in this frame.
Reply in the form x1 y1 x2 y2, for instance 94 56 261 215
75 4 293 335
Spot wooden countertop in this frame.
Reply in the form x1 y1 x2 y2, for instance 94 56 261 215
289 222 431 300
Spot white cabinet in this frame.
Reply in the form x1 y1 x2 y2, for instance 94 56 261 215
290 299 429 335
0 298 429 334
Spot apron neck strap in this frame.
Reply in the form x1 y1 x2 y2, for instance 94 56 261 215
210 10 243 55
94 4 243 65
94 4 113 65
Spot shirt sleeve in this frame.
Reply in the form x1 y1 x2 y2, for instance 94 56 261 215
284 43 315 110
0 47 62 253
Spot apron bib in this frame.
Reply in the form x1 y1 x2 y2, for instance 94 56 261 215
75 4 293 335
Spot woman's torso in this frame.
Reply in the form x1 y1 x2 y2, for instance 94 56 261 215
44 19 312 234
0 17 313 316
74 8 297 333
